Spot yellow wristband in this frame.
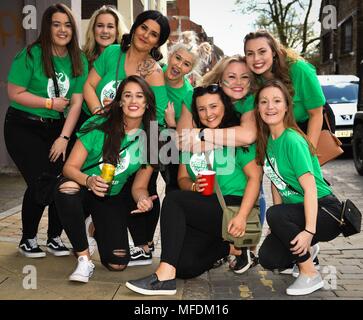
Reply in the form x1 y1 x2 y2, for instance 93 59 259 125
45 98 53 110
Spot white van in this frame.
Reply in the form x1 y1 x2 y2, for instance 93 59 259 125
318 75 359 144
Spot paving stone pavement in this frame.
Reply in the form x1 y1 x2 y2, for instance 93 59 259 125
0 156 362 300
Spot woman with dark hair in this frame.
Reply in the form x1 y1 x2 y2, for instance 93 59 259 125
244 30 325 148
83 9 170 124
254 80 341 296
126 84 262 296
4 3 88 258
83 10 170 265
54 75 158 283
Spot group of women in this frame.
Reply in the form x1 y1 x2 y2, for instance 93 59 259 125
5 3 343 297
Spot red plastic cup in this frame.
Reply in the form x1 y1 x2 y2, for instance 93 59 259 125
199 170 216 196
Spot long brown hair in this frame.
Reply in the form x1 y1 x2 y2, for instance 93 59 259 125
27 3 83 78
80 75 157 167
254 80 315 165
244 30 301 98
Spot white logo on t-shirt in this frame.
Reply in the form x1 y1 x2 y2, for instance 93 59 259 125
100 80 121 106
189 151 214 176
47 72 70 97
263 157 286 191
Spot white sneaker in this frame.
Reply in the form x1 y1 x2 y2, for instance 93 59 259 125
85 216 97 256
69 255 95 283
286 272 324 296
292 244 320 278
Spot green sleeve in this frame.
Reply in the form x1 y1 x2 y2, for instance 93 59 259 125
237 144 257 168
151 85 168 126
286 133 314 178
93 45 115 77
74 54 89 94
183 88 193 112
234 94 255 116
7 48 33 88
290 60 326 110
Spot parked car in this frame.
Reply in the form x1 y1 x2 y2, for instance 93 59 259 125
318 75 359 146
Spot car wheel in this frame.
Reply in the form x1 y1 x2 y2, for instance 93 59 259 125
352 123 363 175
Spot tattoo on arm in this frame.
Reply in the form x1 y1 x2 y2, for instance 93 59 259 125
137 58 156 79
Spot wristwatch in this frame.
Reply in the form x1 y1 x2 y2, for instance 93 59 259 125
60 135 70 141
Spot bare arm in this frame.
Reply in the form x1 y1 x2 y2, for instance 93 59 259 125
7 83 69 112
177 164 194 191
227 160 262 237
131 166 157 213
307 107 323 148
62 140 108 197
83 68 102 114
176 104 194 134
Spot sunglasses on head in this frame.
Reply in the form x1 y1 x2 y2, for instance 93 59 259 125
193 84 221 97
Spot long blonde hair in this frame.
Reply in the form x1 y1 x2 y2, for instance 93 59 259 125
254 79 315 165
244 30 301 98
83 5 128 67
199 54 257 93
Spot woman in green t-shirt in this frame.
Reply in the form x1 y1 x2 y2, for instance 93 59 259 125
83 10 170 126
54 75 159 283
80 5 129 119
4 3 87 259
244 30 326 148
126 84 262 296
254 80 341 296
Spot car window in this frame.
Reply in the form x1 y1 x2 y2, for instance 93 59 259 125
321 83 358 104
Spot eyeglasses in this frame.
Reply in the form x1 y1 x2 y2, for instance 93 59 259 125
193 84 220 97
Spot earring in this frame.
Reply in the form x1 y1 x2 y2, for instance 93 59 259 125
145 104 149 109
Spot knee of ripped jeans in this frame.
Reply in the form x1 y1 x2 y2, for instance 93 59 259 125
105 249 129 271
58 180 81 195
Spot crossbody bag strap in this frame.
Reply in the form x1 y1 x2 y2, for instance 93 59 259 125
81 135 139 172
265 152 303 196
204 151 227 210
115 47 123 85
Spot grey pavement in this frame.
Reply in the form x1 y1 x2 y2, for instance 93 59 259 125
0 154 363 300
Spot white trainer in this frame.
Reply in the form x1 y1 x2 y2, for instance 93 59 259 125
69 255 95 283
286 272 324 296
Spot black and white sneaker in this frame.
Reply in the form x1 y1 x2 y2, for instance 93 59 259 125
231 248 258 274
46 236 70 256
18 237 46 258
128 246 152 266
126 273 176 296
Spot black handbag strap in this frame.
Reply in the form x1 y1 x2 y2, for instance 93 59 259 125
265 152 303 196
81 135 139 172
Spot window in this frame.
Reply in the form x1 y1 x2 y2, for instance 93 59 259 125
341 17 353 54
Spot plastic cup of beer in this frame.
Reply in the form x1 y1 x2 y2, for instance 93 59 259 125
101 163 115 193
199 170 216 196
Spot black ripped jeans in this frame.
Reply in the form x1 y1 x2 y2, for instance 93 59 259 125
54 183 133 269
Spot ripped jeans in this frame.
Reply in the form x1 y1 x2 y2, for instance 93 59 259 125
54 178 132 271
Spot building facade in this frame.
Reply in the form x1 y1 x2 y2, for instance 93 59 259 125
319 0 363 76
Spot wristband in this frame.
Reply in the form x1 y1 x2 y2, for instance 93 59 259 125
304 229 315 236
85 176 91 189
60 135 70 141
191 182 196 192
45 98 53 110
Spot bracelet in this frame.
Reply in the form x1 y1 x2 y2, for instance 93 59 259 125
45 98 53 110
85 176 91 189
60 135 70 141
304 229 315 236
191 182 196 192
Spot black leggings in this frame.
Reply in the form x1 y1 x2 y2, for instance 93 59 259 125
259 195 342 270
4 108 64 240
54 183 132 269
127 170 160 246
159 190 242 279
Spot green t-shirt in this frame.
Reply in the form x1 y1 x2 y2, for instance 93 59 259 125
93 45 168 126
264 128 332 204
76 116 146 196
163 64 194 121
8 44 88 119
233 94 255 118
289 59 326 123
181 144 257 196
